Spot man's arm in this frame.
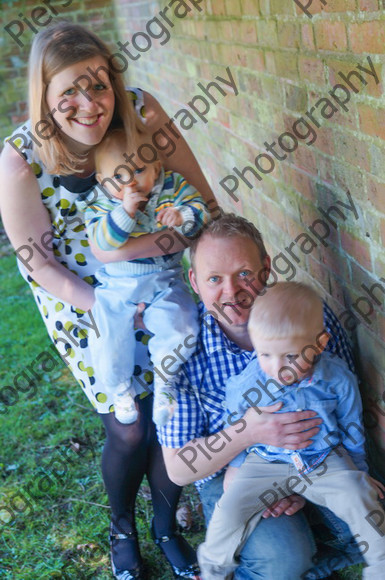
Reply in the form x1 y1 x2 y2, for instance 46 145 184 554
162 404 321 486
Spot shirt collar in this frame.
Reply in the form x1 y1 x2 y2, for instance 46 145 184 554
198 302 248 356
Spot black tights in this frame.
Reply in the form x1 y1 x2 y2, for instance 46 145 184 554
99 394 195 568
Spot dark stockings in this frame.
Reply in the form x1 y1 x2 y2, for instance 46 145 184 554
100 394 195 570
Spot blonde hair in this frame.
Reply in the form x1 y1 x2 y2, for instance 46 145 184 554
28 21 146 175
190 213 268 271
249 281 324 340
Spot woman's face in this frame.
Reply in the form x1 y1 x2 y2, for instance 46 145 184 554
46 56 115 154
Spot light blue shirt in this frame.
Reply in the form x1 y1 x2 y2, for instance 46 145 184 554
227 351 367 474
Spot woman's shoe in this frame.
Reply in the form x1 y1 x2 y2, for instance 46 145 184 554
150 518 202 579
110 524 146 580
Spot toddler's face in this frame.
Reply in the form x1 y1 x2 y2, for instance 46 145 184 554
97 151 161 201
251 332 326 386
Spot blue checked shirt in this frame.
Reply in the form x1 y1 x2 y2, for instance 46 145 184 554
158 301 356 488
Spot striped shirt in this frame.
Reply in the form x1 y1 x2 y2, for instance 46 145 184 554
158 301 356 488
77 168 209 265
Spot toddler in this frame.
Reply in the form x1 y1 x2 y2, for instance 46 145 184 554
77 128 210 426
198 281 385 579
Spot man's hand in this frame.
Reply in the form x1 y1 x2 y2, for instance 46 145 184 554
158 207 183 227
123 190 149 218
223 466 239 492
262 494 306 519
243 402 322 450
369 475 385 499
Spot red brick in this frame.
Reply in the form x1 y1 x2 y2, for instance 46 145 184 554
318 155 335 186
256 19 278 48
286 167 316 202
308 257 331 290
314 127 335 156
320 246 350 278
327 58 383 98
349 21 385 54
322 0 356 11
340 230 372 270
380 219 385 245
315 20 347 51
237 20 258 43
299 56 325 84
367 176 385 212
293 1 323 17
244 48 266 71
274 53 299 80
225 0 243 16
293 145 317 176
359 0 380 10
359 104 385 140
329 274 347 305
211 2 227 15
333 133 371 172
301 23 315 51
277 21 301 49
240 0 260 14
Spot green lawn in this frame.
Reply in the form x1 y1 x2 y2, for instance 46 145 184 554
0 236 362 579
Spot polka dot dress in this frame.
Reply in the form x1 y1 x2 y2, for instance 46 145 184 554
7 89 154 413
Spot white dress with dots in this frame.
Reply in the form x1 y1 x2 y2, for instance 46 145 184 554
7 88 154 413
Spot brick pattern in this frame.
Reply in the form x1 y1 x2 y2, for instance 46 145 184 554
1 1 385 466
110 0 385 466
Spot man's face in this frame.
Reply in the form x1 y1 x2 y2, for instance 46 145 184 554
189 234 270 337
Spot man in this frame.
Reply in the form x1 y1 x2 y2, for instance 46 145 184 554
159 213 363 579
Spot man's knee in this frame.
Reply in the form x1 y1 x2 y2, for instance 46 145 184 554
238 513 315 579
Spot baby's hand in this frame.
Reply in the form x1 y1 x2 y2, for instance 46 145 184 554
223 465 239 492
157 207 183 227
122 190 149 218
369 475 385 499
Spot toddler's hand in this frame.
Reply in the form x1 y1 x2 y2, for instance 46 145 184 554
157 207 183 227
223 465 239 492
122 190 149 218
369 475 385 499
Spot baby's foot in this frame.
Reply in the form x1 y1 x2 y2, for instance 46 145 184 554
113 390 138 424
153 387 176 427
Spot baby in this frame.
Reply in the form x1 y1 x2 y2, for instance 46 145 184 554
77 128 210 426
198 281 385 580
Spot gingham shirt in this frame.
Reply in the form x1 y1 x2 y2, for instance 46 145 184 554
158 301 355 488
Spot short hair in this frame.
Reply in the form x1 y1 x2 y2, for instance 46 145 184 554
28 21 146 175
189 212 268 270
249 281 324 340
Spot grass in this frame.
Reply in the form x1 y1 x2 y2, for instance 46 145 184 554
0 232 362 579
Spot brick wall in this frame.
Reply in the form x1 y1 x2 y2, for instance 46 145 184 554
111 0 385 471
1 0 384 471
0 0 117 139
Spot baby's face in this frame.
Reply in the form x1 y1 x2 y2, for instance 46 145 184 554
97 151 161 201
251 331 326 385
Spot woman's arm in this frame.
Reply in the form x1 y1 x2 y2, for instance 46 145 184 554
143 91 217 210
0 144 95 311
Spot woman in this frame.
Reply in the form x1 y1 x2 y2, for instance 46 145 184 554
0 22 215 580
